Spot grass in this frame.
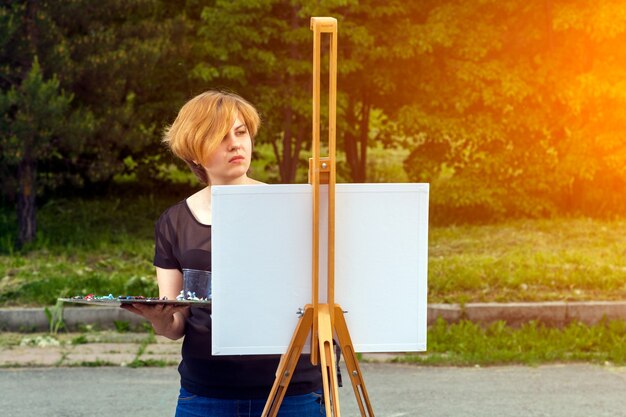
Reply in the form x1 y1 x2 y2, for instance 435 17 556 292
1 193 622 367
1 194 626 306
397 318 626 366
428 218 626 303
0 193 181 306
2 320 623 367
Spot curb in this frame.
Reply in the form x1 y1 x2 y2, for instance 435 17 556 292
428 301 626 327
1 301 625 332
0 306 148 332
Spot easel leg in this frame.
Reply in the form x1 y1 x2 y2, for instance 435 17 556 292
318 304 341 416
262 306 314 417
334 306 375 416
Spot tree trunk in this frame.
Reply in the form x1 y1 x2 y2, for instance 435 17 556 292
357 100 371 182
344 98 370 182
279 105 293 182
274 4 302 184
15 0 39 248
17 157 37 247
344 100 358 180
290 122 304 182
272 107 303 184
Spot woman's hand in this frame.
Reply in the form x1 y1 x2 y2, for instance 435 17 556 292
121 303 189 339
120 267 190 339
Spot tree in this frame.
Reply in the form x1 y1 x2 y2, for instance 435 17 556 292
0 59 90 246
194 1 308 183
193 0 363 183
47 0 195 186
391 0 626 220
334 0 427 182
1 0 192 245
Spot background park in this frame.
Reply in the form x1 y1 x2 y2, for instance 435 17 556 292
1 0 625 369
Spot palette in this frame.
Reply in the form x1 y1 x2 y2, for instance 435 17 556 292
58 297 211 307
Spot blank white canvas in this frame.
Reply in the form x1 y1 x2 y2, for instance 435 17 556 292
211 183 429 355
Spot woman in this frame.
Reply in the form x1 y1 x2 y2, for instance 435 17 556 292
123 90 324 416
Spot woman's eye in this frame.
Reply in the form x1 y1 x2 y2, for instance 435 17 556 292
236 129 247 136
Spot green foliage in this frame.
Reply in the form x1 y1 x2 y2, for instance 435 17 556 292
0 57 90 195
0 193 176 305
429 217 626 304
114 325 179 367
49 0 194 186
1 194 626 307
401 318 626 366
127 358 171 368
365 143 409 183
0 0 192 245
75 359 117 367
396 1 626 220
0 209 16 254
43 298 65 335
71 334 88 345
334 1 425 181
113 320 130 333
0 58 71 158
3 0 626 227
124 275 158 297
193 1 319 182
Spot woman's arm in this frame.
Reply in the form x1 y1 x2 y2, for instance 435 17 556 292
156 266 185 300
121 267 189 340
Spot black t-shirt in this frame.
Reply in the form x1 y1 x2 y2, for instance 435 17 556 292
154 200 322 399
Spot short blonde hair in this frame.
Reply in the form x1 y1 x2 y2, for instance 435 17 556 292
163 90 261 184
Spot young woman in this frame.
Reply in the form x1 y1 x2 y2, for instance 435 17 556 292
122 90 324 416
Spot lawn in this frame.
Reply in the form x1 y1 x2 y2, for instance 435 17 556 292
429 218 626 303
2 195 625 367
1 193 626 306
399 317 626 366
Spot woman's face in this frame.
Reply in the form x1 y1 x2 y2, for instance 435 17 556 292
203 115 253 185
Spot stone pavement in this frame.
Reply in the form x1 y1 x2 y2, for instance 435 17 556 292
0 331 401 367
0 331 182 367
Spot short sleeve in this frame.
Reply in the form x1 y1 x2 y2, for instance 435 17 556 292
153 210 181 270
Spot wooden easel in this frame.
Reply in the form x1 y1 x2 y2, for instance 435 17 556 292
262 17 374 417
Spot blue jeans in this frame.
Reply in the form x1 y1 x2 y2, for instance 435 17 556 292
175 387 326 417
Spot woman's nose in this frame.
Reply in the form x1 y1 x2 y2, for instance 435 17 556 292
227 136 241 151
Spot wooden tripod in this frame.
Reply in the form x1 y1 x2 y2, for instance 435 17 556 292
261 17 374 417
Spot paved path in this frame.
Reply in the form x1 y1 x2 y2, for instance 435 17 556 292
1 363 624 417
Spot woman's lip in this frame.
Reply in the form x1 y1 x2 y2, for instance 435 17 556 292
229 155 245 163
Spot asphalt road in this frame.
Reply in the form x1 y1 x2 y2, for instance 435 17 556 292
1 363 624 417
